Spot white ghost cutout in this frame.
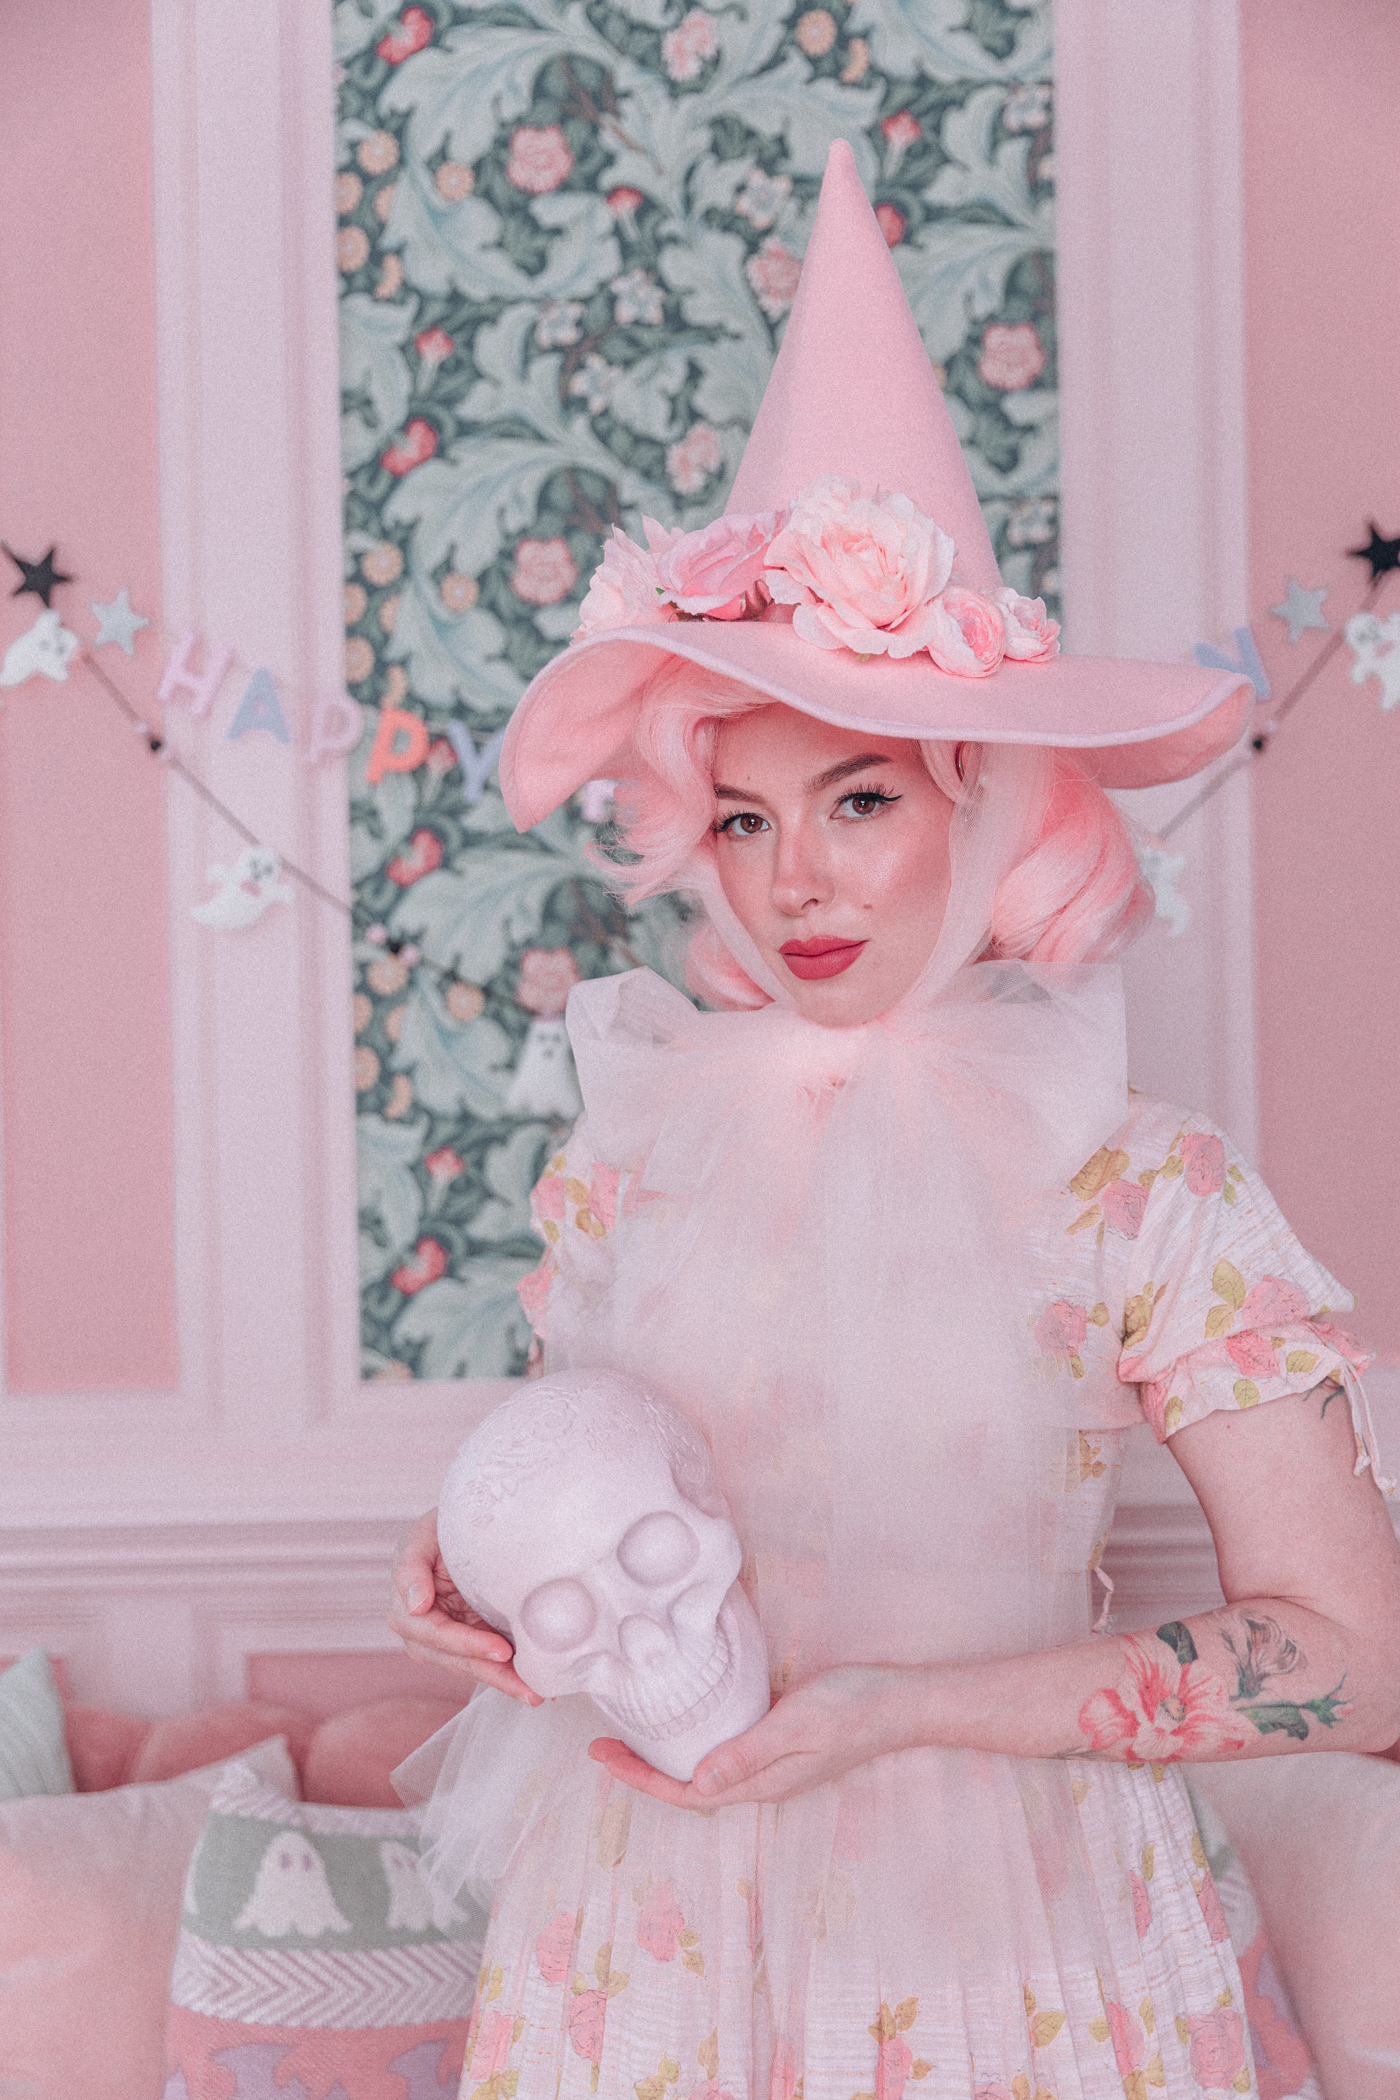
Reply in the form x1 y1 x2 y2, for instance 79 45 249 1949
191 846 293 931
0 608 81 689
1346 609 1400 712
233 1829 352 1939
379 1838 467 1933
504 1015 584 1120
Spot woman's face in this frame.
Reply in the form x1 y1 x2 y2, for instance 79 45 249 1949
711 705 954 1026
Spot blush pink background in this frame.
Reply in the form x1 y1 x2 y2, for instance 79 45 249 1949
1243 0 1400 1358
0 0 176 1390
0 3 1394 1398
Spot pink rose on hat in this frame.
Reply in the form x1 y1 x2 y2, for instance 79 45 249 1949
575 520 682 635
923 583 1006 677
762 474 958 659
993 586 1061 662
654 510 784 618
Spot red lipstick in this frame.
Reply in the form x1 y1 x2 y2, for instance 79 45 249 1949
778 938 868 981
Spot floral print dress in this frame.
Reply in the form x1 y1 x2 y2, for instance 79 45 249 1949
440 971 1370 2100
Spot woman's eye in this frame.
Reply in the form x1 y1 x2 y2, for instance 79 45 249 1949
838 789 899 819
716 810 769 836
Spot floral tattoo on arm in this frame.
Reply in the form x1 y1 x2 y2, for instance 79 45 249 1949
1078 1616 1350 1763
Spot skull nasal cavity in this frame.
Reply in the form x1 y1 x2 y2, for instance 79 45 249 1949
617 1509 700 1585
520 1576 597 1651
618 1614 675 1667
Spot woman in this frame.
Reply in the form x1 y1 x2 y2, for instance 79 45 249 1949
391 146 1400 2098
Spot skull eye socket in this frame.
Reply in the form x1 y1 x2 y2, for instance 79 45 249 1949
616 1509 699 1586
519 1578 597 1651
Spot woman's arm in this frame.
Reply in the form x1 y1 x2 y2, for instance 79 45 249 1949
593 1379 1400 1808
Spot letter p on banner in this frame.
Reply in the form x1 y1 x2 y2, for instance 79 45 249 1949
366 703 430 786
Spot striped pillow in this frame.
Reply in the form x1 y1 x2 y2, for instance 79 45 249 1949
164 1759 487 2100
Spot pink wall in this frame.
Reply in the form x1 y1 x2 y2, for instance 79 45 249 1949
0 0 177 1388
1243 1 1400 1358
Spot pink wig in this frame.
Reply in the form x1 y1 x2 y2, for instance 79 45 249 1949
604 658 1153 1008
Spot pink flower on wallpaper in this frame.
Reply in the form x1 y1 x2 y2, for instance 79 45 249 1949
415 325 454 366
377 7 433 64
517 1261 554 1319
666 422 725 496
1035 1300 1088 1356
1105 2001 1147 2075
977 322 1048 392
1187 2007 1247 2090
654 510 781 616
425 1146 464 1186
511 537 580 605
875 2033 913 2100
636 1879 687 1961
1195 1866 1231 1943
1179 1130 1226 1195
516 947 580 1016
391 1237 448 1295
589 1162 620 1233
1100 1178 1149 1239
881 111 922 149
381 417 438 476
744 237 803 319
386 828 443 885
662 8 719 81
469 2008 515 2079
993 586 1060 661
506 124 574 194
874 202 906 248
567 1988 608 2064
534 1909 576 1983
1226 1329 1279 1380
1129 1868 1152 1938
1240 1275 1310 1327
607 185 645 223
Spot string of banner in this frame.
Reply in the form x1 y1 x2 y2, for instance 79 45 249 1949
2 521 1397 950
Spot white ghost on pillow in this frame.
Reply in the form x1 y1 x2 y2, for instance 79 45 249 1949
379 1837 469 1933
233 1829 352 1938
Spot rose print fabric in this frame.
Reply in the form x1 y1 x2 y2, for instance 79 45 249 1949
418 965 1368 2099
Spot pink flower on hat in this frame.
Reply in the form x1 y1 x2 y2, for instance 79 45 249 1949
763 475 956 658
575 519 682 635
993 586 1060 661
654 510 783 617
923 584 1006 677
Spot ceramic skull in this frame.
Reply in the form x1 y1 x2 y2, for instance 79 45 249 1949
437 1369 770 1780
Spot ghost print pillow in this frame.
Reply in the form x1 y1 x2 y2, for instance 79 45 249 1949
164 1757 487 2099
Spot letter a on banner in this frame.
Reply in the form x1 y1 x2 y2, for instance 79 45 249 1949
157 631 233 719
226 667 292 743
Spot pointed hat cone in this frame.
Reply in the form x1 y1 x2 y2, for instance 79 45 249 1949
499 145 1252 829
728 139 999 591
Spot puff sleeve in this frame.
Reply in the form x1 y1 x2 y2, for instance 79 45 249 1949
1114 1112 1389 1488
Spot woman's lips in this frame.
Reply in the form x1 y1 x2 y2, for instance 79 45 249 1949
778 938 868 981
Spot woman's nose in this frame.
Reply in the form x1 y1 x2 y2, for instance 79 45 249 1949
770 821 833 914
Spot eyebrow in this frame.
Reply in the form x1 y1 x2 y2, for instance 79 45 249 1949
712 753 895 802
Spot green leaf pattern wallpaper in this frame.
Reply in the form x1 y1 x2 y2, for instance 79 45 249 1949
336 0 1057 1381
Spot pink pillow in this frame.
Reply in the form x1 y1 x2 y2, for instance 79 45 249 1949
64 1703 153 1791
131 1701 315 1784
0 1734 297 2100
301 1696 463 1807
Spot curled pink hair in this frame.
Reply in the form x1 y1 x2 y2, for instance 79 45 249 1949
604 658 1153 1008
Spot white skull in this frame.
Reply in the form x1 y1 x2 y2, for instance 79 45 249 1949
438 1371 770 1780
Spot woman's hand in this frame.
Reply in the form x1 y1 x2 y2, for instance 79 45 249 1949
587 1664 922 1809
388 1508 543 1706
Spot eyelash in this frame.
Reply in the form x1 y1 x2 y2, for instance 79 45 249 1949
712 783 901 836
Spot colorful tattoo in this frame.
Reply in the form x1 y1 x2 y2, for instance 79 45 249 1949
1077 1615 1351 1762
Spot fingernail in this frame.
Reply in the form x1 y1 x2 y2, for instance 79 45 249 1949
694 1767 723 1796
406 1584 428 1611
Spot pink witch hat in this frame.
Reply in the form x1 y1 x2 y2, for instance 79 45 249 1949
500 141 1250 830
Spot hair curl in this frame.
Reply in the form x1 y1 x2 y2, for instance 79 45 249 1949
602 657 1153 1007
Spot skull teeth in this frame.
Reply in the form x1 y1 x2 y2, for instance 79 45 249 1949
598 1614 736 1744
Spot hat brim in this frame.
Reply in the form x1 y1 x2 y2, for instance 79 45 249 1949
500 623 1253 830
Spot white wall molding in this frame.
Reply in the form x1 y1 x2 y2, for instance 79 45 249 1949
1056 0 1257 1154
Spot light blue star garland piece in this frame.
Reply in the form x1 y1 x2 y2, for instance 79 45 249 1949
89 587 151 655
1269 577 1330 645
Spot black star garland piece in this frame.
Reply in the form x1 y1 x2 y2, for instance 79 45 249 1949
2 542 73 607
1347 521 1400 584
